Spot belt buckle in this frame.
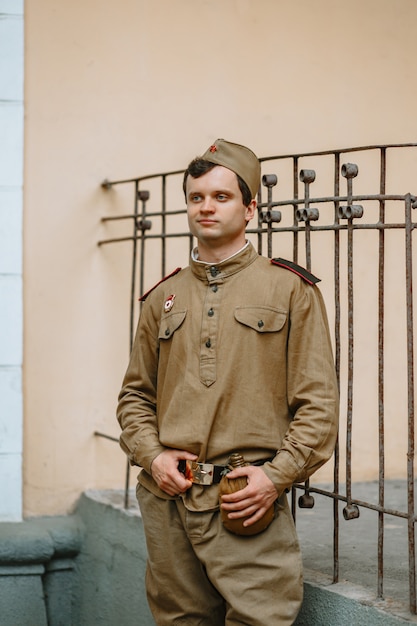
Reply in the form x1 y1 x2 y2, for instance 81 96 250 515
182 460 214 485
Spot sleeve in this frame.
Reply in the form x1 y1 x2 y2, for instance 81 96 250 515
116 295 166 472
262 279 339 495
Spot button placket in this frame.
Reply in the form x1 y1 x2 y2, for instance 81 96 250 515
200 278 221 386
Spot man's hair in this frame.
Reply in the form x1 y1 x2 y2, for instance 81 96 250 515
183 158 253 207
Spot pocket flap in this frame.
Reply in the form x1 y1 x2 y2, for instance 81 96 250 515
158 310 187 339
234 306 287 332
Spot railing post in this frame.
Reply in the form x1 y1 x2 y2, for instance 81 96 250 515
405 192 416 612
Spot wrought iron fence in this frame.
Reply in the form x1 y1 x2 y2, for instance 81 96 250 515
96 143 417 613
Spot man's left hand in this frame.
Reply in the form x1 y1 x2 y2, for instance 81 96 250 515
220 466 278 528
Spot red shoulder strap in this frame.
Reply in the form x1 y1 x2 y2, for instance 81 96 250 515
139 267 182 302
270 258 320 285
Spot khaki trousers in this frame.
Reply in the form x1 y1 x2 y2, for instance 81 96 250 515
136 484 303 626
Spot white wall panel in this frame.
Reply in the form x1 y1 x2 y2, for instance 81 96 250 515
0 454 22 520
0 5 23 522
0 367 22 453
0 188 22 274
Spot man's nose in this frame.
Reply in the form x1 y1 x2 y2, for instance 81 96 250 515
201 197 215 212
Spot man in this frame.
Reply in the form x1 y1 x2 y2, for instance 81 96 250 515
117 138 339 625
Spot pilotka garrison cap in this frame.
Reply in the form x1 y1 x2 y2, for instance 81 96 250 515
201 138 261 199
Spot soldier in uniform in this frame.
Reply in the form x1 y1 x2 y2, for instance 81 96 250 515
117 138 339 625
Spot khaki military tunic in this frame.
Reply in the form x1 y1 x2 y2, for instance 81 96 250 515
117 242 339 513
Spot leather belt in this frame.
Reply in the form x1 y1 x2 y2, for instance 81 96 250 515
178 457 274 486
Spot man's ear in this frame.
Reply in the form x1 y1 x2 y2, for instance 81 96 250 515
245 198 257 223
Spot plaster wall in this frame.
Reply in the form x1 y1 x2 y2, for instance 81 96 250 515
22 0 417 516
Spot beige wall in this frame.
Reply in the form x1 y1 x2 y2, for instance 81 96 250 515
23 0 417 515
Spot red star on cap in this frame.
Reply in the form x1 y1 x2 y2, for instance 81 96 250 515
209 145 217 152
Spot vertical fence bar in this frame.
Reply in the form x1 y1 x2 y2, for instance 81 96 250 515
297 168 316 511
138 191 149 316
291 156 299 522
291 479 297 523
377 147 386 598
333 152 341 583
302 170 313 271
293 156 299 263
124 180 140 508
344 171 355 518
346 228 354 507
161 175 167 277
130 181 139 352
405 193 416 613
267 182 274 260
257 184 263 257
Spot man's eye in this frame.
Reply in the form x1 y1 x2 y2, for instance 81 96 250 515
191 194 202 202
217 194 228 201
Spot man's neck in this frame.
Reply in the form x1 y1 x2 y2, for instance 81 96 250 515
193 241 249 264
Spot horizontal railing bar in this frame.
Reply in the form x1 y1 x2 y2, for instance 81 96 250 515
100 195 416 225
101 144 417 188
98 221 417 246
101 169 185 188
260 222 417 234
258 194 416 208
92 432 414 521
94 431 119 443
294 484 413 520
101 208 187 222
260 143 417 163
101 214 136 222
98 232 193 246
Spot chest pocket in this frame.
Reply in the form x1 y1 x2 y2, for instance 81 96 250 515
158 310 187 340
234 306 287 333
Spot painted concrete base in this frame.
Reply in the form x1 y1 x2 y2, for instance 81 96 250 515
75 490 152 626
76 490 417 626
296 570 417 625
0 564 47 626
1 490 416 625
0 515 84 626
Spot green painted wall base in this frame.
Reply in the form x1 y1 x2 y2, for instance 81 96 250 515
75 490 153 626
1 491 415 625
295 570 417 626
75 490 417 626
0 564 47 626
0 515 84 626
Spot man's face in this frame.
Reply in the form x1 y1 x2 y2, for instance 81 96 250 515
186 165 256 258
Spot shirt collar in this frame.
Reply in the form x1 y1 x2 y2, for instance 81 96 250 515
191 241 250 264
190 241 258 282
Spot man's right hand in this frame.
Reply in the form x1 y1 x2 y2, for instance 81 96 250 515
150 449 198 497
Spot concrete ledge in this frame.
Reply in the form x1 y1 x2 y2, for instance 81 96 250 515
0 515 83 563
2 490 414 624
296 570 417 625
77 489 417 625
75 490 153 626
0 515 84 626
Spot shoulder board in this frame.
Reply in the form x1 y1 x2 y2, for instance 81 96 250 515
139 267 182 302
270 258 320 285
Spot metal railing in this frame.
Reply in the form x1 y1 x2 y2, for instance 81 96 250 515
96 143 417 613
